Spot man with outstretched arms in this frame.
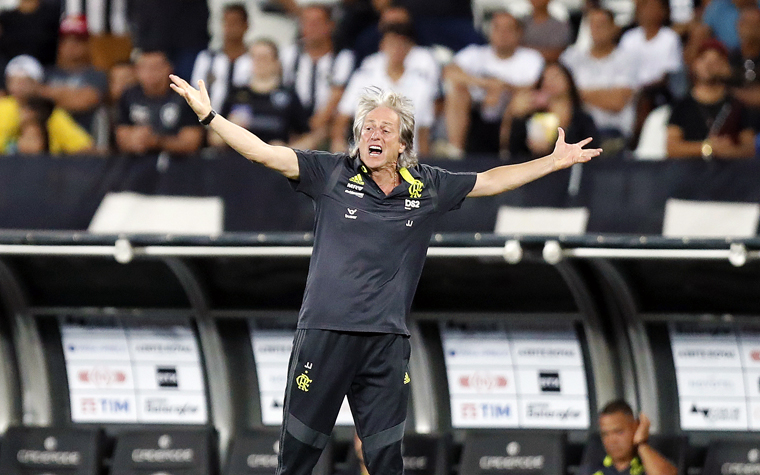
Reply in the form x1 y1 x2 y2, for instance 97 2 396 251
170 74 601 475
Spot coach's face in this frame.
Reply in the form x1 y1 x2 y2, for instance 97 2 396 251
359 106 406 170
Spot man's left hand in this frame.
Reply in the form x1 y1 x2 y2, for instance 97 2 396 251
551 127 603 171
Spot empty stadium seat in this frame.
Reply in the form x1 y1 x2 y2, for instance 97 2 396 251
459 430 566 475
634 105 671 161
580 433 688 475
110 428 218 475
494 206 589 235
0 426 105 475
702 440 760 475
224 429 331 475
662 199 760 238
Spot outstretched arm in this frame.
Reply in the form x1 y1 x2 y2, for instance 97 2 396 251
468 128 602 197
169 75 300 179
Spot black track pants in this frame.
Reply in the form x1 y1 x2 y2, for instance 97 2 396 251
276 329 411 475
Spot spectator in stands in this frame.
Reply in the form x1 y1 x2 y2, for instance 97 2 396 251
444 11 545 157
353 3 414 69
109 61 137 106
561 8 638 149
62 0 132 71
333 0 379 54
619 0 685 145
0 0 60 67
14 96 54 154
211 39 314 149
129 0 210 79
281 4 355 147
0 55 93 155
191 3 253 113
398 0 483 52
684 0 757 65
730 7 760 124
521 0 572 62
116 50 204 155
667 39 756 159
580 400 677 475
501 62 598 161
334 21 439 155
41 15 109 145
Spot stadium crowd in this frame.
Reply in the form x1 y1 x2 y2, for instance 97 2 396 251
0 0 758 161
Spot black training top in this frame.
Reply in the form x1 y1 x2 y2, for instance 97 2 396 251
291 150 477 335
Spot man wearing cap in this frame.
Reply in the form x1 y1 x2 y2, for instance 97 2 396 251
41 14 109 145
667 39 756 159
0 0 59 67
0 55 93 155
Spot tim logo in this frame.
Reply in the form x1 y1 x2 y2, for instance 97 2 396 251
404 199 420 210
539 371 561 392
82 397 130 414
157 367 179 388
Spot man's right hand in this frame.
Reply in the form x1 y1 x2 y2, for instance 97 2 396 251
169 75 212 120
634 412 651 446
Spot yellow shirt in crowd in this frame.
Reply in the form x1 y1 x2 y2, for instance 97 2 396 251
0 96 93 155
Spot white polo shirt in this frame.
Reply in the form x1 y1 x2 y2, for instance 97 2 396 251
561 45 638 136
338 46 440 147
453 44 545 103
619 26 683 87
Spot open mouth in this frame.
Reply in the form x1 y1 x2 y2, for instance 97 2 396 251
368 145 383 156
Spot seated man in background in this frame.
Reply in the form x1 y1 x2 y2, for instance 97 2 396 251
730 6 760 129
667 40 756 159
0 54 93 155
444 11 544 157
116 50 204 156
581 400 677 475
521 0 572 62
210 39 314 149
191 3 252 113
333 21 439 155
41 14 109 147
619 0 685 145
561 8 638 150
281 3 354 148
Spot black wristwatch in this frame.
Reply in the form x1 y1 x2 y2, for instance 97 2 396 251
199 109 217 126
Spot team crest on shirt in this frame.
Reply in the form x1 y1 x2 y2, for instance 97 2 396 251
160 102 180 129
408 180 423 199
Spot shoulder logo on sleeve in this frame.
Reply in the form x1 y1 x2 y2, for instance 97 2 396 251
345 208 358 219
